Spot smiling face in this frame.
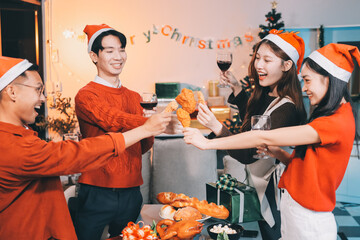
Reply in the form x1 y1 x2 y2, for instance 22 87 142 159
254 43 289 91
301 63 329 106
90 34 127 81
11 71 46 125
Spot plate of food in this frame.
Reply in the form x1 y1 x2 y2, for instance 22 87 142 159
159 205 211 222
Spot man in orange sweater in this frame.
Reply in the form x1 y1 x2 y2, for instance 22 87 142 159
74 24 157 239
0 56 171 239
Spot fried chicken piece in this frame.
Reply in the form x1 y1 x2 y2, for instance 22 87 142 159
176 108 191 128
164 100 178 113
197 91 206 105
175 88 196 114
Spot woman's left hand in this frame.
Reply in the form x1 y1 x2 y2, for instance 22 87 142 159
257 146 292 165
183 127 209 150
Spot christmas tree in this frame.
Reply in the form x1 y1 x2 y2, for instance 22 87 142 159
223 111 242 134
258 1 285 39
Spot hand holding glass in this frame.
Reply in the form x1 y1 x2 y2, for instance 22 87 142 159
140 92 158 117
216 51 232 88
251 115 271 159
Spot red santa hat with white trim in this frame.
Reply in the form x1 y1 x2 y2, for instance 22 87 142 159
308 43 360 83
0 56 33 92
83 24 114 53
263 29 305 73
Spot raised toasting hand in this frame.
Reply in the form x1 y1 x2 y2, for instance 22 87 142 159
220 71 242 96
197 103 223 135
143 112 172 136
183 127 210 150
123 112 171 148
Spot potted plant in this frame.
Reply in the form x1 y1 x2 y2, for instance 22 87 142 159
36 92 78 140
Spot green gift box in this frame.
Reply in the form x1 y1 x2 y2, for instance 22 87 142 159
155 82 202 99
206 182 262 223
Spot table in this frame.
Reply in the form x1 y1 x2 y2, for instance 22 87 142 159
138 204 262 240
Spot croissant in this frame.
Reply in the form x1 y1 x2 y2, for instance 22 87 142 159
157 192 230 220
157 192 194 208
164 100 178 113
194 200 229 220
176 109 191 128
175 88 196 114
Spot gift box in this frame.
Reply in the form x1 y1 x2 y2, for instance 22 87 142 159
155 82 201 99
206 182 262 223
210 106 230 122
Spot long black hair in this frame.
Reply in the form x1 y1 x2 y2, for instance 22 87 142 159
295 57 359 158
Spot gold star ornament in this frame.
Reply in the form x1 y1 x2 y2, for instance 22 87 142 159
271 1 278 9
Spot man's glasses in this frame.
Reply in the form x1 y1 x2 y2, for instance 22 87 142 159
14 83 45 97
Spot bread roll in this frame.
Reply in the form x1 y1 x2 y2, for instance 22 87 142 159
160 205 176 220
173 206 202 221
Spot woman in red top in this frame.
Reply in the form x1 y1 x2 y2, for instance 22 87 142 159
184 43 359 240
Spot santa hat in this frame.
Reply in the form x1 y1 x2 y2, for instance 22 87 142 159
0 56 33 92
308 43 360 83
83 24 113 53
263 29 305 73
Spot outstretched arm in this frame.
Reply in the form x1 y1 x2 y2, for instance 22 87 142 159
183 124 320 150
123 112 171 148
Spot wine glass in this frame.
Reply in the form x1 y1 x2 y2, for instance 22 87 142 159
251 115 271 159
140 92 158 117
63 133 80 186
216 51 233 88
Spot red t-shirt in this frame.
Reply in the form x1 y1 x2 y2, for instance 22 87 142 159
279 103 355 211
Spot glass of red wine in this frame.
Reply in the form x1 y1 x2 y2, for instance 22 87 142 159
140 92 158 117
216 51 232 88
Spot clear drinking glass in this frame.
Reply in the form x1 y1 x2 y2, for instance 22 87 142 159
140 92 158 117
216 51 232 88
63 133 80 186
251 115 271 159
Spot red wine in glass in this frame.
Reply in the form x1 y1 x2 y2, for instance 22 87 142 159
216 51 233 87
140 102 158 110
217 61 232 72
140 92 158 116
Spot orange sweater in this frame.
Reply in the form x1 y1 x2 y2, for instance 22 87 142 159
75 81 154 188
0 122 125 239
279 103 355 211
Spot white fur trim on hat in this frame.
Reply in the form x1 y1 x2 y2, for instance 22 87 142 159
87 27 113 53
0 59 33 91
264 34 300 66
308 51 351 83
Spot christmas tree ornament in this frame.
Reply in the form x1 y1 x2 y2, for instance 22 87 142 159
271 1 278 9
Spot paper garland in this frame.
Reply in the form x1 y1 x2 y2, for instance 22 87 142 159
137 24 256 50
64 24 258 50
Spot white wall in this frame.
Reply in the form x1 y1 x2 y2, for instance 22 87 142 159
43 0 360 99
